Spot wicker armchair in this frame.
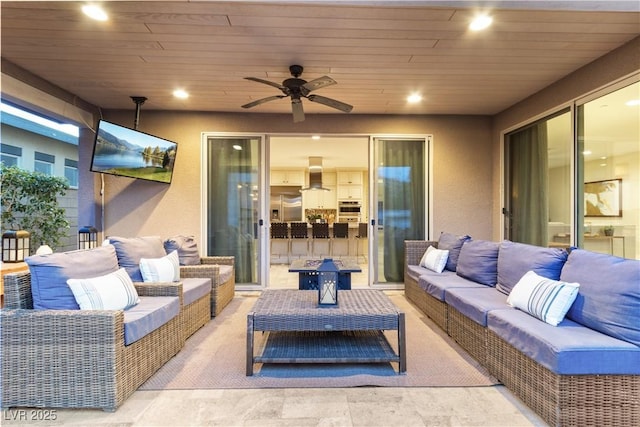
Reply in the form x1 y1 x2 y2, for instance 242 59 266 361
1 271 185 411
179 256 235 317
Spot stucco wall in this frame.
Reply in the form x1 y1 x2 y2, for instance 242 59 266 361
79 113 493 245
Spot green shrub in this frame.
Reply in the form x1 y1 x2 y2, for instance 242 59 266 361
1 163 70 252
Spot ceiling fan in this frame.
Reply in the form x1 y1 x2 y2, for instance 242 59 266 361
241 65 353 122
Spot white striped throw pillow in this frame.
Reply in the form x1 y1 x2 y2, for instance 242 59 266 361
139 250 180 282
420 245 450 273
507 270 580 326
67 268 140 310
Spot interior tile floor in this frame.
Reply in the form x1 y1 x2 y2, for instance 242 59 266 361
2 261 548 426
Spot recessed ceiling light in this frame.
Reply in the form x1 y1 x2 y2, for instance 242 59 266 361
469 14 492 31
583 150 592 155
407 93 422 104
625 99 640 106
311 135 321 140
173 89 189 99
233 145 242 151
82 5 108 21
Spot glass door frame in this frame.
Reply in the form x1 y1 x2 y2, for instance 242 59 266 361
369 134 433 287
201 132 433 290
200 132 268 290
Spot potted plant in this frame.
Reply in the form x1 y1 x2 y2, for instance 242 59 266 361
603 225 614 237
1 164 70 253
307 213 322 223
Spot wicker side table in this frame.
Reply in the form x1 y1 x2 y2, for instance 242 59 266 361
1 262 29 308
246 289 405 375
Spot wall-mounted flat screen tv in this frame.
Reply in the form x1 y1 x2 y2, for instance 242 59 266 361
90 120 177 184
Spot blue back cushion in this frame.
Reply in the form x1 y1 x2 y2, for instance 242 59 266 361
437 232 471 272
496 240 568 295
109 236 167 281
455 240 500 286
164 235 201 266
26 245 120 309
561 249 640 347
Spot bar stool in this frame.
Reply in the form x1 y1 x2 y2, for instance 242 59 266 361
311 222 330 258
331 222 350 258
355 222 368 263
270 222 289 263
289 222 309 259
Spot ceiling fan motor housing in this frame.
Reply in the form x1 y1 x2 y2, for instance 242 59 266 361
289 64 304 77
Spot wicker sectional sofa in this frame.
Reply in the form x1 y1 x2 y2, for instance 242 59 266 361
404 236 640 427
1 237 236 411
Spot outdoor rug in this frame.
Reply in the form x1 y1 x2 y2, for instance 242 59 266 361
140 293 499 389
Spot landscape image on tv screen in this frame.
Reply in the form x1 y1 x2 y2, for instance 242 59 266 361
90 120 177 184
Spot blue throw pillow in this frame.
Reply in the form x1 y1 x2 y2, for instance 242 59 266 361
437 232 471 272
455 240 500 286
561 249 640 347
108 236 167 281
496 240 569 295
26 244 120 310
164 235 201 266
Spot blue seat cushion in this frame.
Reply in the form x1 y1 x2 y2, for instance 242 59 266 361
218 265 234 285
445 287 511 326
419 271 484 301
561 249 640 347
406 264 427 282
182 277 211 306
488 309 640 375
496 240 568 295
26 245 120 310
123 296 180 345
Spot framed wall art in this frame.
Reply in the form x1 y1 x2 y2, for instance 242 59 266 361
584 178 622 217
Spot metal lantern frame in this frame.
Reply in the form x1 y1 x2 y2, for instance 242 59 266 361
2 230 31 263
78 225 98 250
317 258 339 306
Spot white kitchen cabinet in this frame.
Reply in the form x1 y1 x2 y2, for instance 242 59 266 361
271 169 304 185
337 185 363 200
337 171 363 185
303 186 337 209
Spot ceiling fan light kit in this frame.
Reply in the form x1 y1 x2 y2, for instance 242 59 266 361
242 65 353 122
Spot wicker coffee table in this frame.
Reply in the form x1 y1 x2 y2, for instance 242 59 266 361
246 289 406 375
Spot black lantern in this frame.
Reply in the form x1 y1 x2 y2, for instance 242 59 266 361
2 230 30 263
78 225 98 250
317 258 339 306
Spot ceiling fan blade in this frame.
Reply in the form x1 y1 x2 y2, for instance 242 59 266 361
301 76 336 93
241 95 285 109
307 94 353 113
292 99 305 123
244 77 287 92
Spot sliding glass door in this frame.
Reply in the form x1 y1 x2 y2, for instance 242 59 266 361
372 137 430 284
203 135 262 285
504 79 639 260
577 81 639 259
504 111 572 247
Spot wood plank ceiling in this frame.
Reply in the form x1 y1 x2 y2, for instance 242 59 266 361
1 1 639 117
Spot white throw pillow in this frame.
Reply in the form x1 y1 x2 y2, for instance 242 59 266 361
139 250 180 282
419 246 450 273
67 268 140 310
507 270 580 326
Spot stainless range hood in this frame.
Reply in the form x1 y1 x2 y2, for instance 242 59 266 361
300 156 331 191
